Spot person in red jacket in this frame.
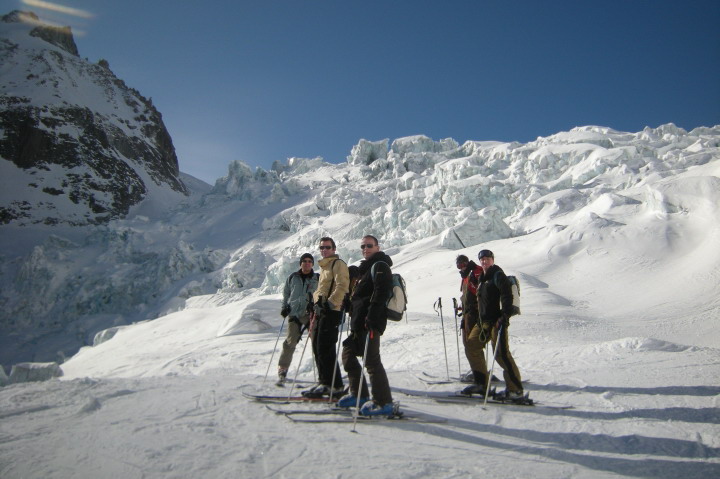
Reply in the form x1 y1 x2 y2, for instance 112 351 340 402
455 255 487 394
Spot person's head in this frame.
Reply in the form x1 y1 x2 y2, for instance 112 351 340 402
360 235 380 259
299 253 314 273
477 249 494 269
455 254 469 270
318 237 336 259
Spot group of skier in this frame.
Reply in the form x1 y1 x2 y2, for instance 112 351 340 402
275 234 524 416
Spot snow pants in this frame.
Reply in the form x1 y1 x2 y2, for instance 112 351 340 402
465 321 523 393
310 309 344 389
277 314 310 372
341 331 393 406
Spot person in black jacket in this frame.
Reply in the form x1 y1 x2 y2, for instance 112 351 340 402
337 235 395 415
476 249 525 401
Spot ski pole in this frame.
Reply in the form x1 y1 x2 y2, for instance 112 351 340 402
352 330 372 433
452 298 462 378
434 297 450 381
328 308 346 405
262 316 286 387
308 293 319 383
288 313 314 399
483 323 503 407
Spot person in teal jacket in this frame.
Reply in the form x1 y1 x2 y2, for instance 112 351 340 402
277 253 319 384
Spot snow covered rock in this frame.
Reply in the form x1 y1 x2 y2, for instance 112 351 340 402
0 11 187 226
92 327 123 346
8 361 62 383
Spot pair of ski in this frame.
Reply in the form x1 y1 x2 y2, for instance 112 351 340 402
400 390 573 410
242 390 333 404
242 391 446 423
417 371 499 385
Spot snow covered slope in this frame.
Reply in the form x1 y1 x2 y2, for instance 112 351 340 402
2 156 719 476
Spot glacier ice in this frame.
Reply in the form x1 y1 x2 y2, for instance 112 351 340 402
2 123 719 366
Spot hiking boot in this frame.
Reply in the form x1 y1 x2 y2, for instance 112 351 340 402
359 400 396 416
494 389 525 401
460 384 485 396
301 383 323 397
301 384 344 398
336 394 369 408
277 368 287 384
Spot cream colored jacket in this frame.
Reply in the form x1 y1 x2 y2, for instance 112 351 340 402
313 255 349 311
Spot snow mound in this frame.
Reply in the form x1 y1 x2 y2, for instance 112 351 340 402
217 296 282 337
587 337 696 355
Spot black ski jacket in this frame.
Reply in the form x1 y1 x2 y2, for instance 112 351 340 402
350 251 393 335
477 264 514 323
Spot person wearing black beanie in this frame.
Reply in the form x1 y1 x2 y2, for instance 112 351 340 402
277 253 319 385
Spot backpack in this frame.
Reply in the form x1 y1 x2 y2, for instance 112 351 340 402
371 261 408 321
494 271 521 316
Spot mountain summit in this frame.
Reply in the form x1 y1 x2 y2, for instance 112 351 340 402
0 11 187 226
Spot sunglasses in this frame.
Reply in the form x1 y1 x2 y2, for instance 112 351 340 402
319 245 333 250
360 244 377 249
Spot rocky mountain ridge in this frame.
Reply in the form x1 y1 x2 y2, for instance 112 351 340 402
0 10 187 226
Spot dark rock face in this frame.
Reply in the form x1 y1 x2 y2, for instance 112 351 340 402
0 10 187 225
2 11 78 55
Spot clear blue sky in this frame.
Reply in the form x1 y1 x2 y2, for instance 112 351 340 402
16 0 720 184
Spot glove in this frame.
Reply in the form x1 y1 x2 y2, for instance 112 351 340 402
313 302 324 316
365 316 379 334
280 305 291 318
496 315 509 328
343 331 366 351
